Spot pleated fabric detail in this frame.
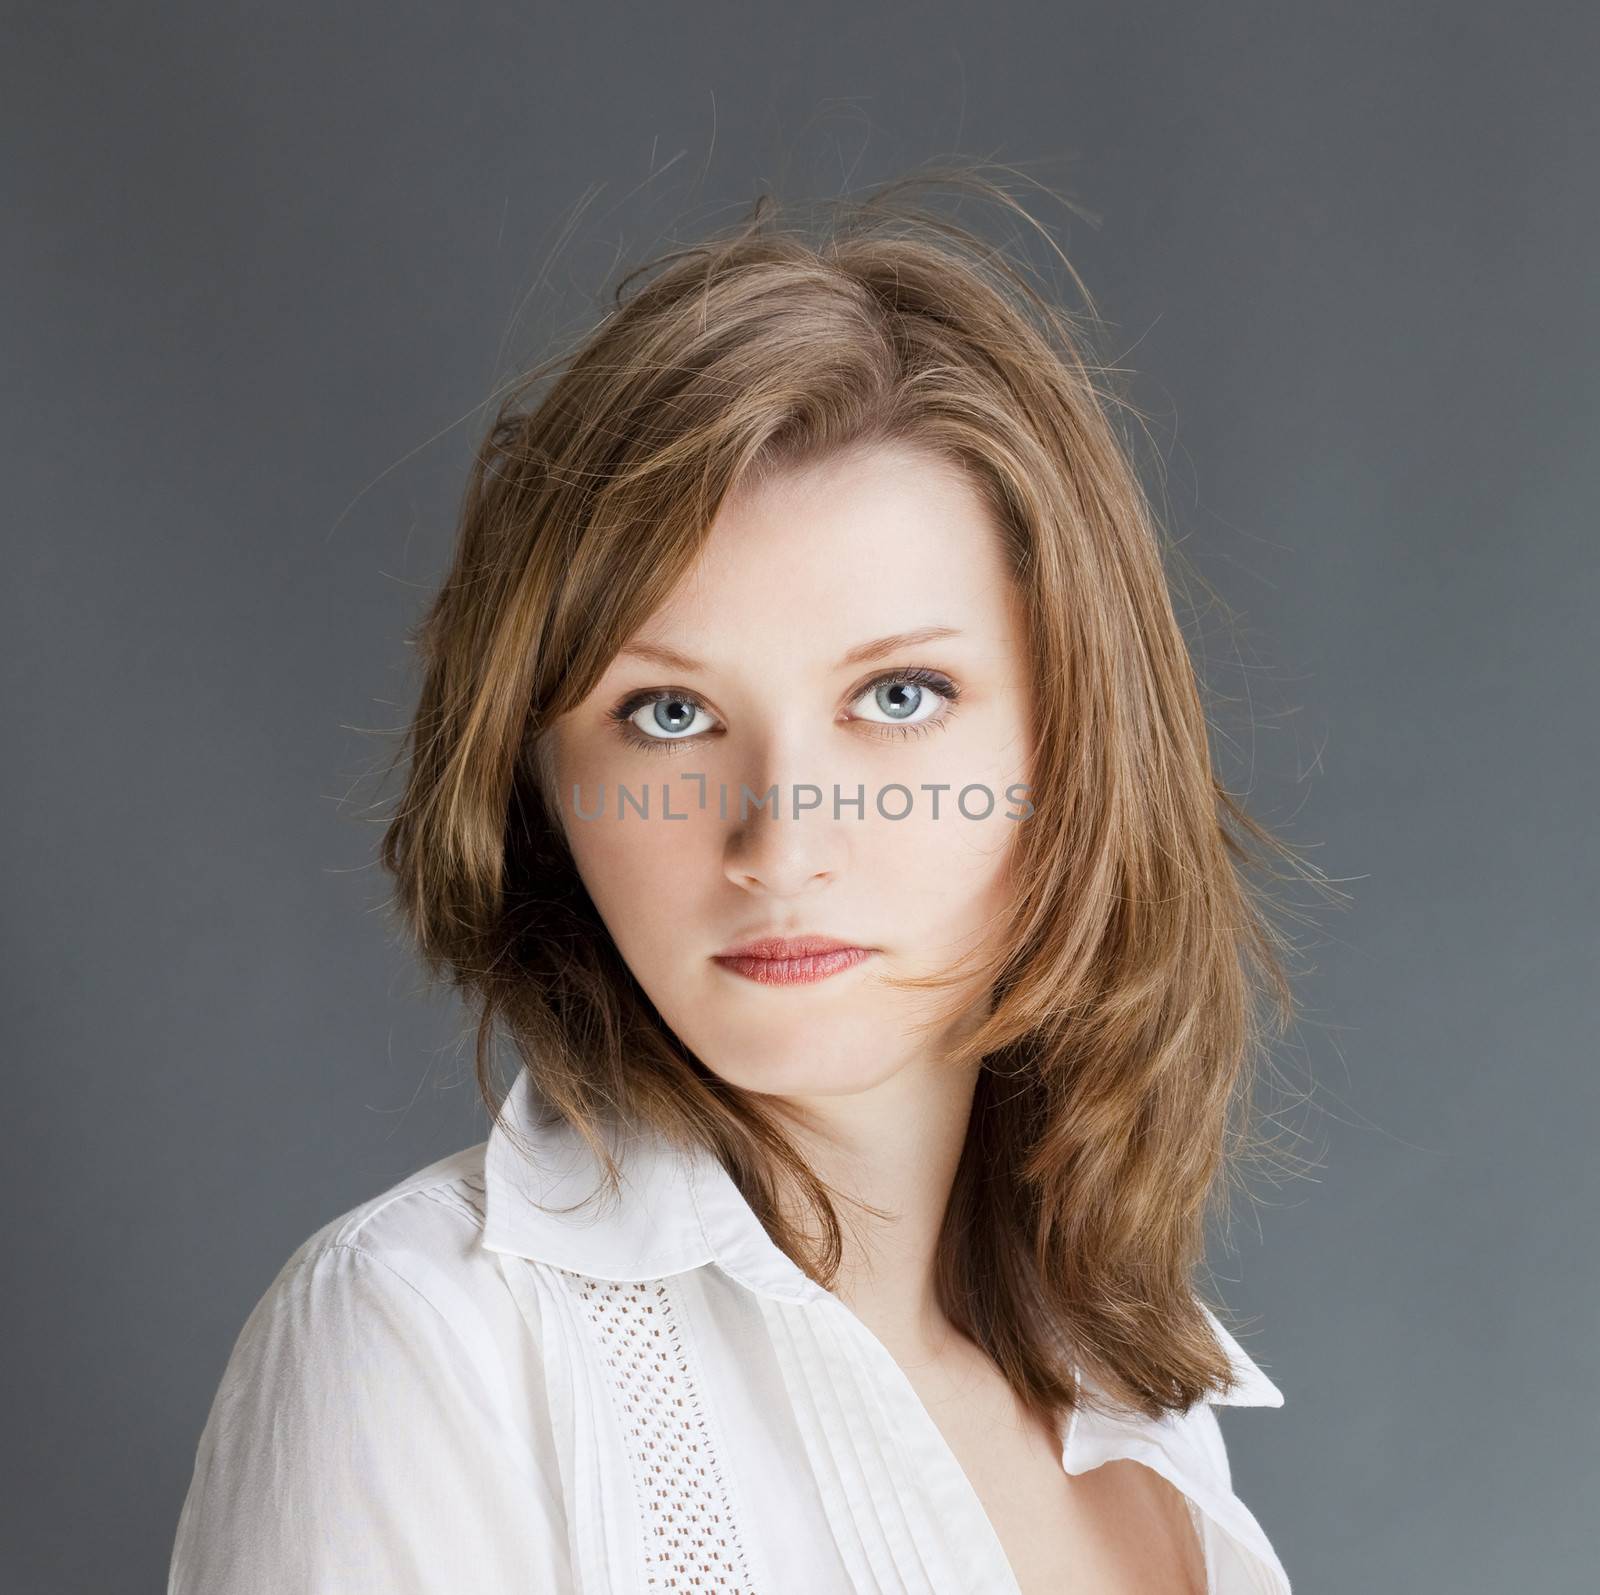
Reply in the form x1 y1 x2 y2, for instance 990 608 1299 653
756 1290 1023 1595
495 1254 643 1593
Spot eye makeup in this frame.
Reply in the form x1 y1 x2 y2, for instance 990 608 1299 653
606 667 964 755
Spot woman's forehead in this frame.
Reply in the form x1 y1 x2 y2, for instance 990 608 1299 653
631 480 1013 653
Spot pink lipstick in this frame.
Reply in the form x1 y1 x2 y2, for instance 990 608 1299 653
712 934 875 986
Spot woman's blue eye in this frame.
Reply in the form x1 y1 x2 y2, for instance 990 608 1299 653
608 668 960 752
853 677 942 726
623 693 712 742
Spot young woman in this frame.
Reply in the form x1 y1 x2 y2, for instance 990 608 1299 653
170 169 1314 1594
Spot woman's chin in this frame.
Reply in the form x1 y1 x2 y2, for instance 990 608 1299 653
690 1037 907 1101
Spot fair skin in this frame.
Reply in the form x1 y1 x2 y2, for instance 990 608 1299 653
544 441 1205 1593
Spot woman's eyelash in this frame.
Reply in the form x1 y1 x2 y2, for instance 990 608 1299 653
607 668 962 753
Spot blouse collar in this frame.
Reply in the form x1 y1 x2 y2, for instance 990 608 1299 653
481 1067 1284 1408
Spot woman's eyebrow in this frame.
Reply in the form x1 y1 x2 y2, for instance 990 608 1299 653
619 625 964 675
836 625 964 668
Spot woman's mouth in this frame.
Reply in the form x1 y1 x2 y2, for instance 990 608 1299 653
711 935 876 986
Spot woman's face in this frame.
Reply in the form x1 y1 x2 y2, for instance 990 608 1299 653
545 442 1034 1104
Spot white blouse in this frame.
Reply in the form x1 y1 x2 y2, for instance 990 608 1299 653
169 1069 1292 1593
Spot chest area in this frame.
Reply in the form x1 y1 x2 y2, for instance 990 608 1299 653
904 1348 1209 1595
516 1266 1227 1594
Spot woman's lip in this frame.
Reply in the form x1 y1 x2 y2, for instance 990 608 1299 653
711 948 875 986
715 935 863 959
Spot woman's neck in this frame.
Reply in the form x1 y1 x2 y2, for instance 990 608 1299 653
769 1051 982 1362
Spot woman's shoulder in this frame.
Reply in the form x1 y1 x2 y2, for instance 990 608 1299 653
275 1139 496 1294
218 1136 550 1406
170 1138 571 1593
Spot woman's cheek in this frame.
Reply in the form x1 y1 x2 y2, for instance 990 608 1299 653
569 811 712 954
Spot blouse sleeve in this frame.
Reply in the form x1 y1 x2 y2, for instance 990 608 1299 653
168 1240 568 1593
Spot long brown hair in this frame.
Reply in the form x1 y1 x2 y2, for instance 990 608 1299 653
378 162 1331 1425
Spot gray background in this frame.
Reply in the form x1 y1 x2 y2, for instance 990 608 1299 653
5 3 1596 1590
